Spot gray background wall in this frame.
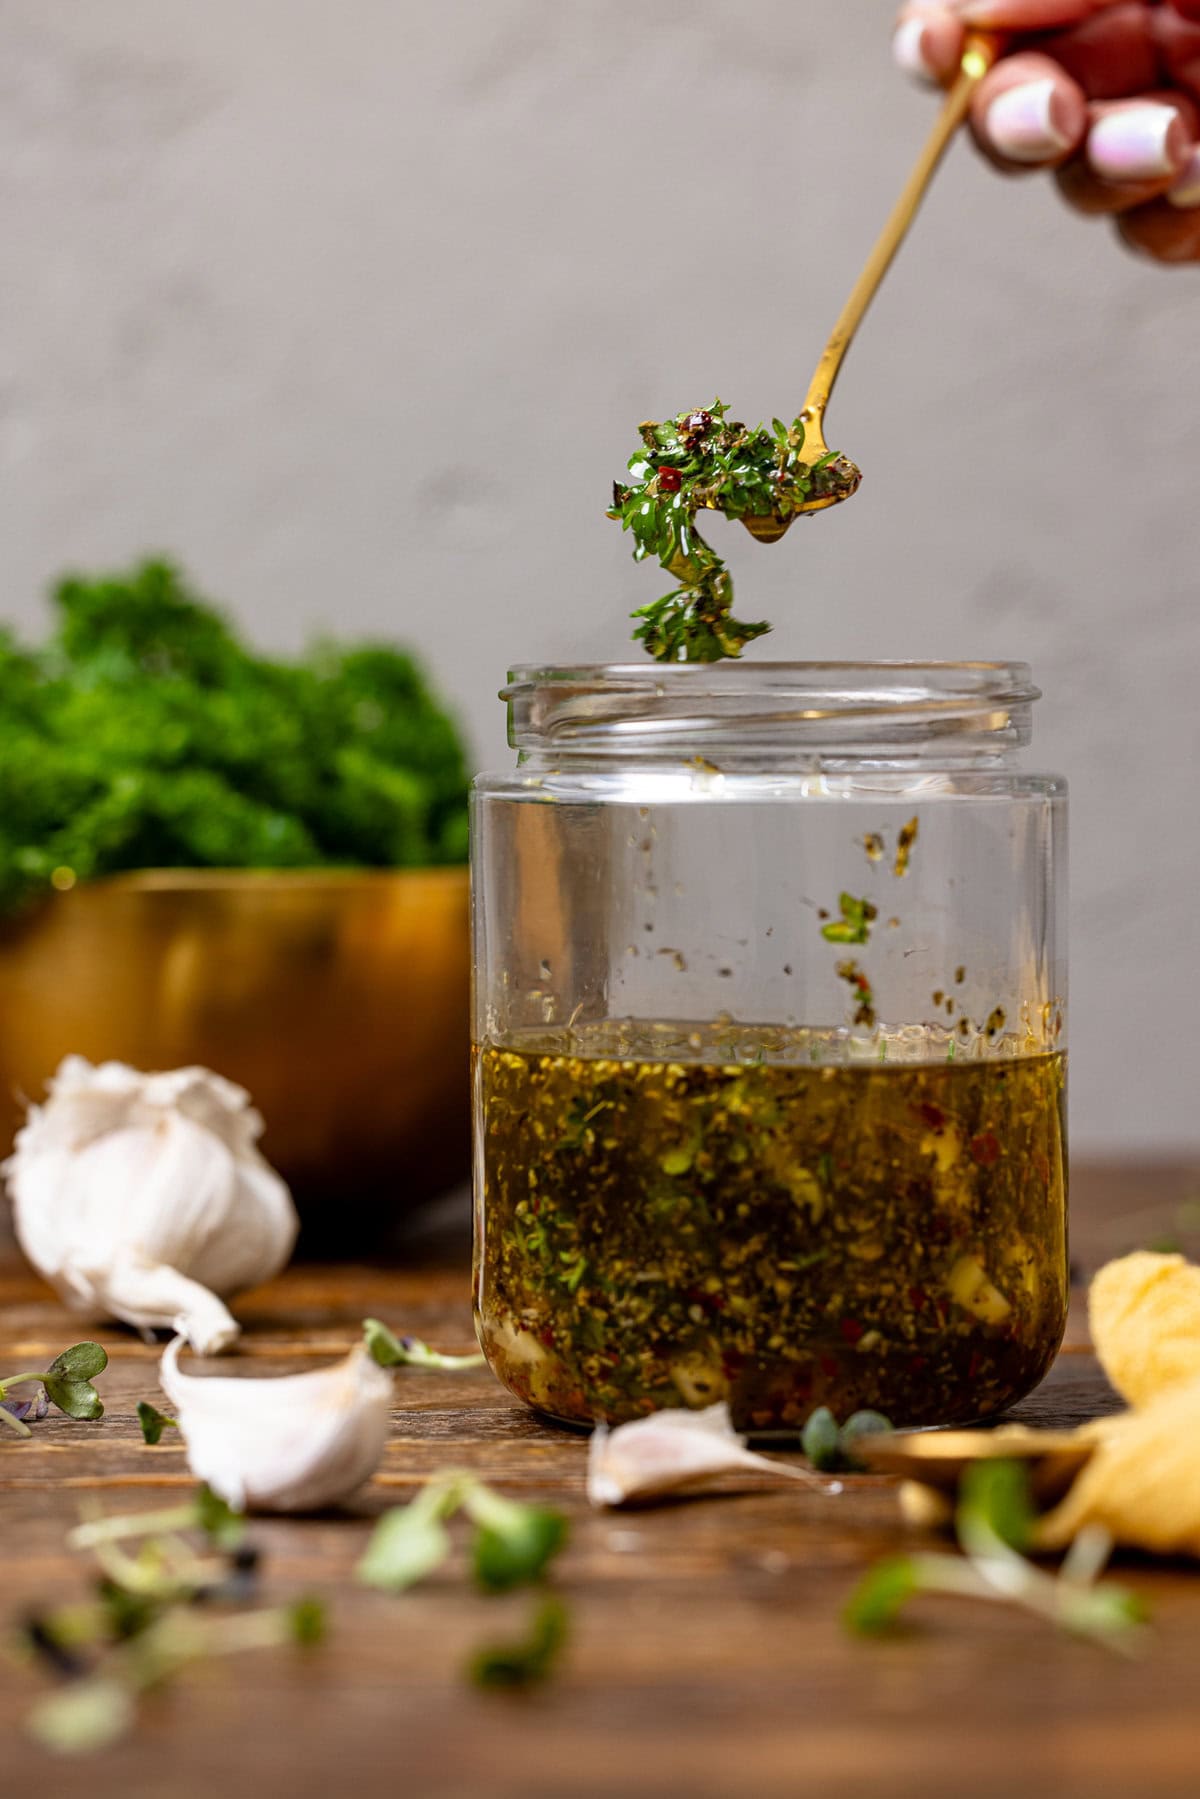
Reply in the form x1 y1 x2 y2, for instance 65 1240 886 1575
2 0 1196 1153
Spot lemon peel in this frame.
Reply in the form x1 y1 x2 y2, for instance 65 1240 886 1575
1036 1378 1200 1557
1089 1250 1200 1407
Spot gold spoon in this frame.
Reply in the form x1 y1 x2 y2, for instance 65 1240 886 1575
743 31 1005 544
852 1423 1097 1505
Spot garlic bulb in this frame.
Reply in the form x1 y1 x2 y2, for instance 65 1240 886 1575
6 1057 298 1355
587 1402 827 1507
160 1336 392 1513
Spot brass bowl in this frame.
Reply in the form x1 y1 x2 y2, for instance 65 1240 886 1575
0 868 470 1237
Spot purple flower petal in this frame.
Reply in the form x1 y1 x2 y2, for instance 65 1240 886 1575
1 1389 49 1423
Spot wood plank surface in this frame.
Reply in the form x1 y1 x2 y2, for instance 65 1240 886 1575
1 1161 1198 1799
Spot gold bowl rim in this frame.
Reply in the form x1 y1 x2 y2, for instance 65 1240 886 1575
46 865 469 896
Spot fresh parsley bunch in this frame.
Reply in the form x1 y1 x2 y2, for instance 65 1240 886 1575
0 561 469 915
608 399 860 663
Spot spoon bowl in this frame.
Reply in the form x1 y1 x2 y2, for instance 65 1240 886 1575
740 420 865 543
853 1424 1096 1505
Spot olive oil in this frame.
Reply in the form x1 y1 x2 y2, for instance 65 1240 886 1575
474 1024 1067 1432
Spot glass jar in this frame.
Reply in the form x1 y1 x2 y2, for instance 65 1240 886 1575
471 662 1067 1433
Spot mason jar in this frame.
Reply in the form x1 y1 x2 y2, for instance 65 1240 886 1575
471 663 1067 1433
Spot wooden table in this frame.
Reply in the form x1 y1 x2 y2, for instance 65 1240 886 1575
2 1162 1198 1799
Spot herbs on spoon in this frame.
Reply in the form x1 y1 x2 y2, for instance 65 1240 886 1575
608 400 860 663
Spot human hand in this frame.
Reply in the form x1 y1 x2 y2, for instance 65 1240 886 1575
893 1 1200 261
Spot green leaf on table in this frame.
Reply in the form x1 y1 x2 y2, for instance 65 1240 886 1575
843 1557 921 1635
357 1496 455 1591
362 1318 484 1372
136 1401 177 1445
838 1410 894 1471
42 1376 104 1422
461 1486 567 1594
957 1459 1034 1555
46 1342 108 1382
193 1483 244 1549
96 1577 162 1643
288 1597 328 1646
802 1405 892 1473
469 1597 569 1691
801 1407 842 1471
38 1341 107 1420
27 1676 136 1755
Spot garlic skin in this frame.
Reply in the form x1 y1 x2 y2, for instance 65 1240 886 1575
587 1402 825 1507
161 1336 393 1513
6 1057 298 1354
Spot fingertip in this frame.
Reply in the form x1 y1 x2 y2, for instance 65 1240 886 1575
893 12 964 84
1087 101 1191 185
973 58 1088 170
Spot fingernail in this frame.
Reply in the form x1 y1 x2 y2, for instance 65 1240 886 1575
1089 103 1186 184
892 19 936 84
985 79 1074 165
1168 146 1200 209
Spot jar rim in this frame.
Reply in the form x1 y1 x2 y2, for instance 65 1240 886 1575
503 660 1039 706
501 661 1041 761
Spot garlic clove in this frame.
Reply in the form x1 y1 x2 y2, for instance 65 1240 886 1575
586 1402 827 1508
7 1058 298 1352
160 1336 393 1514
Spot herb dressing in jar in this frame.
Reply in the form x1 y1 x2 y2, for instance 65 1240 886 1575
471 663 1067 1433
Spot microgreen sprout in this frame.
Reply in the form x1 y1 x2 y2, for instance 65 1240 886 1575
68 1482 243 1554
23 1485 324 1753
844 1460 1149 1655
356 1481 459 1592
27 1599 326 1755
0 1341 108 1438
362 1318 486 1372
607 400 860 664
357 1473 567 1595
802 1407 893 1474
357 1472 569 1688
460 1483 568 1594
135 1401 177 1445
469 1596 569 1692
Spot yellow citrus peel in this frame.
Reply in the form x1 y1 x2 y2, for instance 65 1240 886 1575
1035 1251 1200 1556
1088 1250 1200 1407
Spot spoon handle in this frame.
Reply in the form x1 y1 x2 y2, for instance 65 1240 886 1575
801 31 1005 437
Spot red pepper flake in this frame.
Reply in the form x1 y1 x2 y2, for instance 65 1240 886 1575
967 1350 983 1382
838 1317 864 1345
819 1354 840 1379
539 1326 556 1349
907 1285 928 1312
657 466 682 493
917 1102 946 1133
969 1131 1001 1166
